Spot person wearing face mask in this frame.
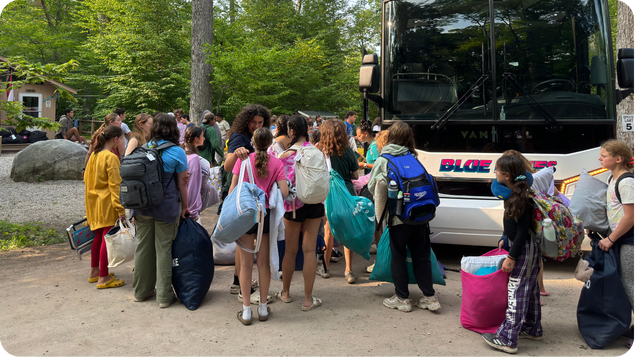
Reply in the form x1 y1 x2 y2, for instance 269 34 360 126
224 104 272 304
83 113 125 175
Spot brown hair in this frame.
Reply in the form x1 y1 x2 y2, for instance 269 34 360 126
320 119 348 157
253 127 273 178
496 155 532 220
310 129 321 145
601 139 634 170
386 121 417 157
173 109 184 116
503 150 535 173
93 125 123 154
91 113 119 144
375 130 389 151
182 125 204 155
132 113 152 146
231 104 271 136
149 113 180 145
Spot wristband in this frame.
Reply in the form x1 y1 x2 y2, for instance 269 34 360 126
608 237 615 244
507 255 516 261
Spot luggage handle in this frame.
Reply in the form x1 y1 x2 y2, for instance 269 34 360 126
235 157 264 254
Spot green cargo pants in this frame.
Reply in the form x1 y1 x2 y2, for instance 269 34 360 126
133 214 180 304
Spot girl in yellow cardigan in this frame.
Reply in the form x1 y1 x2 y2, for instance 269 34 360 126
84 125 127 289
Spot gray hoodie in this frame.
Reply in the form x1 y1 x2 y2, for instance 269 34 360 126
367 144 410 226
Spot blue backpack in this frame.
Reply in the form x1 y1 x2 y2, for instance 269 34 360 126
380 152 440 225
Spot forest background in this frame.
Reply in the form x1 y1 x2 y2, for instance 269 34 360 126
0 0 382 127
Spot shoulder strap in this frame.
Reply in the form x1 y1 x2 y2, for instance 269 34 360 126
614 172 634 204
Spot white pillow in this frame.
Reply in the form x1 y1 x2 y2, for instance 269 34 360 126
569 169 609 234
531 166 555 195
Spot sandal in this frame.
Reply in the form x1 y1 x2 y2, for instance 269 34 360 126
275 290 292 303
237 311 252 325
88 272 114 283
96 277 125 289
258 306 271 321
302 296 322 311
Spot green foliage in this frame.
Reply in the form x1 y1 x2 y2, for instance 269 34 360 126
0 220 65 251
0 57 79 132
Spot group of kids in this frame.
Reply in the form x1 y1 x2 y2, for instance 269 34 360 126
79 103 634 353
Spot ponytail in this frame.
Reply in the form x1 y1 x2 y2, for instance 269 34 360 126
93 125 123 154
252 127 273 178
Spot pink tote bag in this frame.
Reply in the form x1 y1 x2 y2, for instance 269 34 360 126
460 248 510 333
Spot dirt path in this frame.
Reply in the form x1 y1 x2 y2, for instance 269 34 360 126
0 208 630 356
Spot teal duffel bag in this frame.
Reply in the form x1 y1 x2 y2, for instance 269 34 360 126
369 227 446 285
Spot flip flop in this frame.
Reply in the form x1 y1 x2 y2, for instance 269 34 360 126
540 291 550 296
302 296 322 311
88 272 114 283
237 311 252 325
258 306 271 321
96 277 125 289
275 290 292 303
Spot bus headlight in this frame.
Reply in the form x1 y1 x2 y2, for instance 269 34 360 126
560 168 609 194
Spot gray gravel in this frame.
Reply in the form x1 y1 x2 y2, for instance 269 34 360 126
0 153 86 230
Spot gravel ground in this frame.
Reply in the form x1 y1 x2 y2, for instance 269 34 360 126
0 153 86 231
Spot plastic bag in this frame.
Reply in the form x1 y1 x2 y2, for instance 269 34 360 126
460 249 510 333
211 235 236 265
172 217 215 310
369 227 445 285
460 254 507 275
324 170 375 260
104 219 137 268
577 240 631 349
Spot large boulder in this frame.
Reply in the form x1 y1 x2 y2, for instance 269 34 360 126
10 140 88 182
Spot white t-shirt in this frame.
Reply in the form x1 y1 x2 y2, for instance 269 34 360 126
606 174 634 232
121 123 131 147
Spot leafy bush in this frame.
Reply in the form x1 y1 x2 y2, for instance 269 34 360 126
0 220 65 251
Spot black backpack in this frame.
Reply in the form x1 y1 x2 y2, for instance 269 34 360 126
608 172 634 204
119 142 177 209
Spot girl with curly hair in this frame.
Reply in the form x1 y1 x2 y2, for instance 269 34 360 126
319 119 360 283
275 115 325 311
482 154 541 354
230 127 288 324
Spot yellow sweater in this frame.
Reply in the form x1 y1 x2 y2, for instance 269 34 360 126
84 150 125 230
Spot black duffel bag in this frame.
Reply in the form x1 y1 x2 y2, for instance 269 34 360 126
0 127 16 138
28 131 49 143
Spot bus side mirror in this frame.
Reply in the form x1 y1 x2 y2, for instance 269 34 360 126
617 48 633 89
359 54 379 94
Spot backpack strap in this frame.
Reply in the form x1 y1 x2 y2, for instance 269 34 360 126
612 172 634 204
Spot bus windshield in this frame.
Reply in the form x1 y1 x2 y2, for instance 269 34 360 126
384 0 614 121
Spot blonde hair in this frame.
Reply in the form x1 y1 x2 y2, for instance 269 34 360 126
91 113 119 144
503 150 535 173
602 139 634 170
132 113 152 146
375 130 389 151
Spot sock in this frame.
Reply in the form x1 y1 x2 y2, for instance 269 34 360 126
258 302 268 316
242 305 252 320
233 275 239 285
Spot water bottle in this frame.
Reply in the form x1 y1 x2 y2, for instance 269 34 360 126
500 105 506 120
396 191 404 216
542 218 556 242
388 180 398 216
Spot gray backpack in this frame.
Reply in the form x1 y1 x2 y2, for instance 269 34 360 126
119 142 177 209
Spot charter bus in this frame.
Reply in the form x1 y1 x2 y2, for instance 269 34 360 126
358 0 633 248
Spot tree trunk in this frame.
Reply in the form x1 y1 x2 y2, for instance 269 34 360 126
229 0 235 24
190 0 214 125
616 1 634 151
296 0 302 13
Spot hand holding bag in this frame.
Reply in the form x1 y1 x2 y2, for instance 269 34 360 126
104 219 137 268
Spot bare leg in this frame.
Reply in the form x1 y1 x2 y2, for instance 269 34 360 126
237 234 255 308
66 127 88 145
344 246 354 274
235 250 241 282
301 218 322 307
256 234 271 304
538 264 546 293
89 267 99 280
323 218 333 270
281 219 302 300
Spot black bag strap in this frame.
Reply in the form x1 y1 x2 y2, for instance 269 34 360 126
609 172 634 204
377 202 388 231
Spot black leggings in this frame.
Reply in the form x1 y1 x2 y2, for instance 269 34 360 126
389 223 435 299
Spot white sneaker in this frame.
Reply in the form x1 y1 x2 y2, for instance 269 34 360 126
238 290 272 304
383 294 412 312
416 295 441 311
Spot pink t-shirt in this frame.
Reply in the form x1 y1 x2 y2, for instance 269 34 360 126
233 153 286 208
279 141 312 212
